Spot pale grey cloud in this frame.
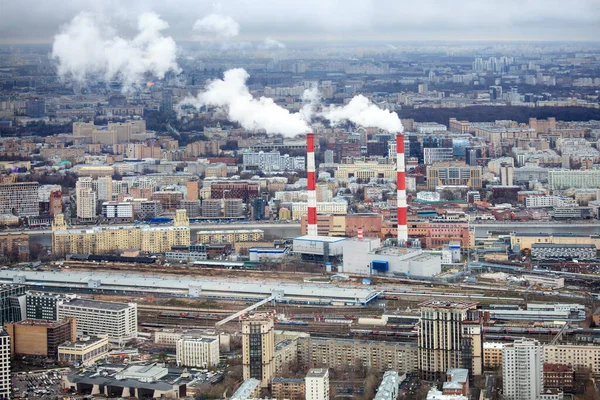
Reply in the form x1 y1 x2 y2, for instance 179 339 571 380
1 0 599 43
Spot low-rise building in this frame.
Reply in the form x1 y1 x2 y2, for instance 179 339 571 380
272 378 305 400
175 337 220 368
58 336 110 366
62 364 192 398
543 363 574 393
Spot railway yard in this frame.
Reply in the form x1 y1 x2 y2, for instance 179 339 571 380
21 260 596 348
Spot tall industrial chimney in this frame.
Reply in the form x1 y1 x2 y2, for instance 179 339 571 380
396 133 408 244
306 133 318 237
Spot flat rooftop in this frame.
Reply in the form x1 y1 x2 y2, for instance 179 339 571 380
306 368 328 378
62 298 132 311
0 271 378 304
419 300 478 309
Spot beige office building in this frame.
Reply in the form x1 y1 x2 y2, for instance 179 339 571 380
418 300 483 381
334 160 396 180
242 312 275 388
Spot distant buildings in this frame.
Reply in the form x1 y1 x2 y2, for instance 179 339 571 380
58 335 110 366
242 150 305 172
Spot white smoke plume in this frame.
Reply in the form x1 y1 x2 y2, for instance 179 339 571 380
180 68 310 137
52 12 180 90
193 13 240 38
259 37 286 50
299 86 320 122
322 95 404 133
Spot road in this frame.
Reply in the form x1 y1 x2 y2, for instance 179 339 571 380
8 221 301 236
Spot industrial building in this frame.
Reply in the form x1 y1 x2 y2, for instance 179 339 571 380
292 236 347 262
61 364 191 398
341 236 441 277
0 270 379 306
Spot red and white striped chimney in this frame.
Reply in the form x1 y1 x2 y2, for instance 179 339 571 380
357 227 363 241
396 133 408 244
306 133 318 237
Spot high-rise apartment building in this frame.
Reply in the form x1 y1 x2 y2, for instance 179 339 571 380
418 300 483 381
0 330 10 399
502 339 543 400
0 182 40 217
76 178 97 220
305 368 329 400
242 312 275 387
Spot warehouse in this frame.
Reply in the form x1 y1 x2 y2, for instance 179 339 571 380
0 270 379 306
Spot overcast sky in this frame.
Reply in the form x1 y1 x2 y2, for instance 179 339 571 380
1 0 600 44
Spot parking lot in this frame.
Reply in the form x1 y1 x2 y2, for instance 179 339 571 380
12 370 65 399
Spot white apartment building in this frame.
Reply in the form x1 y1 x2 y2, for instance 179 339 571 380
525 195 577 209
242 151 305 172
502 339 543 400
76 186 97 220
102 202 134 219
176 337 220 368
548 169 600 190
57 299 137 344
305 368 329 400
0 331 9 399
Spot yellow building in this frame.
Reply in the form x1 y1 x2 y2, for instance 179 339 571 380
52 210 190 257
77 166 114 178
544 345 600 375
510 233 600 250
58 336 110 366
483 342 504 369
197 229 264 244
291 202 348 220
334 160 396 180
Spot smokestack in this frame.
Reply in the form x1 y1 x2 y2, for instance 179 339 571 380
396 133 408 244
306 133 318 236
357 227 363 241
